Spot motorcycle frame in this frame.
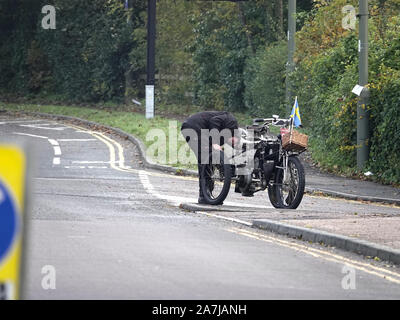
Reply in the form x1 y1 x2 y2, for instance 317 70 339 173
229 118 303 195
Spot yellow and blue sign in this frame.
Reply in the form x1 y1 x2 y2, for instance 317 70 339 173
0 144 27 300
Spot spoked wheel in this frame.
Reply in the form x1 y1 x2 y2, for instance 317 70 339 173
200 151 232 205
268 156 305 209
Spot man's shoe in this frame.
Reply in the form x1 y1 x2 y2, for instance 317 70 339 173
241 190 254 197
198 197 208 204
234 182 241 193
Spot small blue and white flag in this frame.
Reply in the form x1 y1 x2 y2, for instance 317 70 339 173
124 0 129 10
290 96 302 127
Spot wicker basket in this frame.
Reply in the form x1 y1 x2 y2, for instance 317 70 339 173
282 129 308 151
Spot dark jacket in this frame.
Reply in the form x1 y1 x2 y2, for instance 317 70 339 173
181 111 239 147
181 111 238 134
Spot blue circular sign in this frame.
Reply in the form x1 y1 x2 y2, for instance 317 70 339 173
0 182 18 262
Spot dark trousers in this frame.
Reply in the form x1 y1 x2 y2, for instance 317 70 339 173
181 128 209 198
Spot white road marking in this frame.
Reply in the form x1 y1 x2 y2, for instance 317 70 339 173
196 211 252 226
19 123 66 131
47 139 61 164
58 139 97 142
64 166 108 169
48 139 59 146
13 132 48 139
13 132 61 165
72 160 117 164
0 119 42 124
53 146 61 156
138 169 266 208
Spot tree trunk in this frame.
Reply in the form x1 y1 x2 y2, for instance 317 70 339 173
276 0 284 40
237 2 255 55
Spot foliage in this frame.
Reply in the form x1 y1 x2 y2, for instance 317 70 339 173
2 0 400 184
292 0 400 183
0 0 146 102
243 41 287 117
189 3 247 111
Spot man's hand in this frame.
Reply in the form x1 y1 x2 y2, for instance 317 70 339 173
212 144 223 151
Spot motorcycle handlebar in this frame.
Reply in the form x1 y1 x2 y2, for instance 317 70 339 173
252 118 291 127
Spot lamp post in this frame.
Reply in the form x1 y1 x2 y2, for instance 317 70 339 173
146 0 156 119
286 0 296 114
356 0 369 169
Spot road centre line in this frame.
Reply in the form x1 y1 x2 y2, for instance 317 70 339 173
227 227 400 285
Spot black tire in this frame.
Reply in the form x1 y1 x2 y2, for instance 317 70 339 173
268 156 305 209
200 151 232 205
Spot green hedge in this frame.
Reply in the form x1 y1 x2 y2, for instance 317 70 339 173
0 0 146 103
292 7 400 184
243 41 287 117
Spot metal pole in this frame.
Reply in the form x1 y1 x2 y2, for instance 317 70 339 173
124 0 132 104
357 0 369 168
146 0 156 119
286 0 296 114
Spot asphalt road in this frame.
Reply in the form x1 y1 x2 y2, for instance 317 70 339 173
1 115 400 299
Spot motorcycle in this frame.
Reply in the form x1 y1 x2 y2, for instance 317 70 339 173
200 115 307 209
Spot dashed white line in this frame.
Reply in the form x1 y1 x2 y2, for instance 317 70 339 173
47 139 62 164
47 139 59 146
53 146 61 156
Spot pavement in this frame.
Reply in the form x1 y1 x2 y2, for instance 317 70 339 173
180 158 400 264
1 112 400 299
301 159 400 205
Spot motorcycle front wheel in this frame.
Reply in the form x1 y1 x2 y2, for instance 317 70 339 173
268 156 305 209
200 151 232 205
